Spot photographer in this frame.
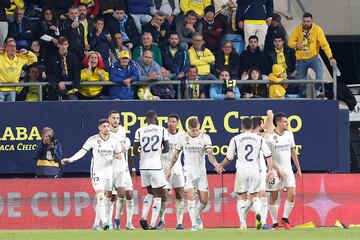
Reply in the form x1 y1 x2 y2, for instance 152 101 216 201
210 69 241 100
34 127 63 178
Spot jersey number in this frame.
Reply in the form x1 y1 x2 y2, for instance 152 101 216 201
142 135 160 153
245 144 253 161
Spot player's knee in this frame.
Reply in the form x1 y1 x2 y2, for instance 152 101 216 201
126 191 133 200
96 193 104 202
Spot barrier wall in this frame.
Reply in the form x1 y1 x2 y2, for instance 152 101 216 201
0 174 358 229
0 100 344 173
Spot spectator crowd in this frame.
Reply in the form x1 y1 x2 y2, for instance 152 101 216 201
0 0 336 102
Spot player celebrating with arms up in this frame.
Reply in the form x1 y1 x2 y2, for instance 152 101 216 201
266 112 302 230
133 110 170 230
61 119 123 230
167 117 221 231
219 118 274 230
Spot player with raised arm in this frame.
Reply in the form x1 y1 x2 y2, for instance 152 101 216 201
167 118 221 231
108 110 136 230
133 110 170 230
218 117 274 230
61 119 123 231
157 114 185 230
266 112 302 230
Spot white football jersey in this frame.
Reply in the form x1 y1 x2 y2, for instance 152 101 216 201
176 132 212 175
226 132 271 170
110 128 128 173
81 134 122 178
134 124 169 170
266 131 296 172
161 130 183 174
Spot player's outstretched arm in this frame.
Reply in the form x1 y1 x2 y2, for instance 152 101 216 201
291 148 302 178
61 148 88 165
264 110 275 134
162 140 170 154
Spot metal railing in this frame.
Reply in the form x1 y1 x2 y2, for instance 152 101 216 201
0 78 335 101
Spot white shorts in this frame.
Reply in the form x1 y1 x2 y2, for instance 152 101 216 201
164 171 185 189
266 169 296 191
92 177 113 192
259 170 267 192
140 169 166 188
184 171 208 192
113 170 127 188
124 169 134 191
234 168 260 194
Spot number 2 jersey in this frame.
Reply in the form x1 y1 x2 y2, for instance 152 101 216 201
134 124 169 170
265 130 295 172
175 132 212 176
226 132 271 171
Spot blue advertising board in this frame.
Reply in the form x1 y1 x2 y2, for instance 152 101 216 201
0 100 341 174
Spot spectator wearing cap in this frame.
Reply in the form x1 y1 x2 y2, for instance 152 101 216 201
105 4 140 50
237 0 273 50
150 0 181 31
79 51 109 100
201 5 224 52
8 7 34 50
176 10 202 48
127 0 153 33
88 17 114 70
264 13 286 51
288 12 336 97
161 32 189 80
142 10 171 48
132 32 163 66
109 50 139 100
0 1 11 45
0 38 37 102
180 0 211 18
188 33 217 80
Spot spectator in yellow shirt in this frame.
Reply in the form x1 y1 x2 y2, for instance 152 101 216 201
79 51 109 100
288 12 337 97
180 0 211 18
0 37 37 102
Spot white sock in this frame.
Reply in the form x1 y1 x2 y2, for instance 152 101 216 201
260 197 268 224
126 199 134 225
95 193 105 226
115 198 125 219
244 199 253 212
109 201 115 221
188 200 197 227
150 197 162 227
159 201 167 222
176 199 184 225
236 200 246 225
269 205 278 224
195 202 207 218
252 197 261 215
283 200 295 219
93 205 100 226
104 197 111 225
141 194 153 220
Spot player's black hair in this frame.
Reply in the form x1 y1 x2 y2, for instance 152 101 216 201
273 112 287 127
146 110 158 124
108 110 120 118
252 117 264 129
98 118 110 126
168 113 180 121
241 117 253 130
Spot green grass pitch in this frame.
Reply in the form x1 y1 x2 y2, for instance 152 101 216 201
1 228 360 240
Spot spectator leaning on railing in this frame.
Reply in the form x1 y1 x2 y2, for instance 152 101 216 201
0 37 37 102
109 50 139 100
288 12 337 98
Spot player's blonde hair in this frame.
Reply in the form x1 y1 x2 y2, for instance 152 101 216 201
188 117 199 129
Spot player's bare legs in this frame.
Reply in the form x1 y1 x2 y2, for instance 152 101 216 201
281 187 295 230
174 187 185 229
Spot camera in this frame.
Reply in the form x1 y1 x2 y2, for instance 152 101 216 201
50 136 56 143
